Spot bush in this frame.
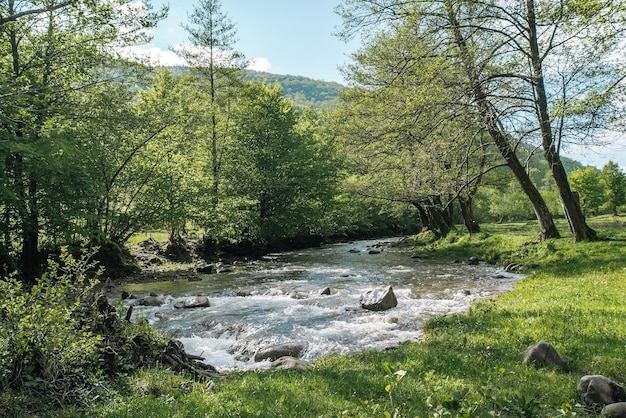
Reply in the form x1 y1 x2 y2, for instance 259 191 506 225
0 247 102 407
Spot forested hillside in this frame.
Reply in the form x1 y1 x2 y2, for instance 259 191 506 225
243 71 344 109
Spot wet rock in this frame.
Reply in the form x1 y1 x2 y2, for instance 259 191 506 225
368 249 381 255
271 356 312 370
254 343 308 362
135 296 165 307
187 274 202 282
360 286 398 311
320 287 331 296
121 290 135 300
148 256 163 265
235 290 253 297
163 236 193 262
290 292 308 300
578 375 626 406
196 264 216 274
264 289 284 296
521 340 561 367
467 256 480 265
602 402 626 417
174 296 210 309
348 249 360 253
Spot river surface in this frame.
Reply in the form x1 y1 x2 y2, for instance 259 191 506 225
120 238 520 372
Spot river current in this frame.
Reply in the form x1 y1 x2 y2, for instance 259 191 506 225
120 238 520 372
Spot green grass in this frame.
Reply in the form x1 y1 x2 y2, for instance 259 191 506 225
19 216 626 417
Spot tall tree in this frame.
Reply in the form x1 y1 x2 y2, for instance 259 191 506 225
0 1 165 282
336 20 493 236
336 0 561 240
227 82 338 243
435 0 624 240
179 0 244 209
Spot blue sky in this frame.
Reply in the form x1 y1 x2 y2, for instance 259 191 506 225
139 1 625 169
144 0 357 83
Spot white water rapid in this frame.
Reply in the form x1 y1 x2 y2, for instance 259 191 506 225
119 239 520 372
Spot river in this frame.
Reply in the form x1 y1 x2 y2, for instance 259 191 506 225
120 238 520 372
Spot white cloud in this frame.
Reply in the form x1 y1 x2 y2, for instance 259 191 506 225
117 45 187 66
117 46 274 75
247 57 272 72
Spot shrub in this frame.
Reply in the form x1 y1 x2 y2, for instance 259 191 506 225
0 247 103 407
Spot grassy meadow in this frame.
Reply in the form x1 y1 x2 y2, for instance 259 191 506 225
10 216 626 417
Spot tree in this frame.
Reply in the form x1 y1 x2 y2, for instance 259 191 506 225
336 0 561 240
601 161 626 216
335 21 493 236
338 0 626 241
568 167 604 216
179 0 244 210
226 82 339 243
0 1 166 282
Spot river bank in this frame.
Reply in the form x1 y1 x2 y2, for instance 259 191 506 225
91 216 625 417
4 216 625 417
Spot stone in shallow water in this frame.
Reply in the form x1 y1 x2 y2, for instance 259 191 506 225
136 296 164 307
360 286 398 311
174 296 210 309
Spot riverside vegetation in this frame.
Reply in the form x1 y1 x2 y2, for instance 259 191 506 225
1 215 624 417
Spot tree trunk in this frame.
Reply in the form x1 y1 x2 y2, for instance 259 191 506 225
444 0 560 241
20 176 40 286
525 0 596 242
413 199 455 238
459 197 481 234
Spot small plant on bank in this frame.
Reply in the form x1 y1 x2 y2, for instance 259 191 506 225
383 362 407 417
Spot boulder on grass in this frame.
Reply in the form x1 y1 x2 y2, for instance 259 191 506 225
602 402 626 418
521 340 561 367
360 286 398 311
578 375 626 406
174 296 210 309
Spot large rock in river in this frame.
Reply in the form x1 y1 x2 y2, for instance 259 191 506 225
254 343 308 362
360 286 398 311
135 296 165 307
174 296 210 309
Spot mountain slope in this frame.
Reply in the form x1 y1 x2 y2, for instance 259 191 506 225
243 71 344 109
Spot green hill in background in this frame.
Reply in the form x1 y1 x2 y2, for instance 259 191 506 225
243 71 345 109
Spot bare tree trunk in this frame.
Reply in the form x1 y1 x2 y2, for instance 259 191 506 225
21 177 40 285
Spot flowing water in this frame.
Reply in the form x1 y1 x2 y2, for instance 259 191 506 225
119 239 520 372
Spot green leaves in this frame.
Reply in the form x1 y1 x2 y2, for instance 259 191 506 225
0 247 101 398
